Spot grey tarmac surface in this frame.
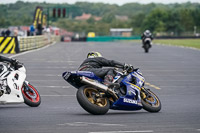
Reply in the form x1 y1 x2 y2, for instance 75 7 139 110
0 42 200 133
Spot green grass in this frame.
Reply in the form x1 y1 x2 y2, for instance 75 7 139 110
153 39 200 49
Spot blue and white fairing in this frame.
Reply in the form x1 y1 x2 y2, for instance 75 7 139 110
63 71 103 82
110 69 144 110
62 71 103 88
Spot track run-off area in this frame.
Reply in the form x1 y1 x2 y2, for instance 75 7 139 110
1 41 200 133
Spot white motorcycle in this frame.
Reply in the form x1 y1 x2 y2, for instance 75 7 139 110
143 37 152 53
0 62 41 107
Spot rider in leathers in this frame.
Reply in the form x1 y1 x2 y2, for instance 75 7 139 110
141 30 153 47
78 52 132 86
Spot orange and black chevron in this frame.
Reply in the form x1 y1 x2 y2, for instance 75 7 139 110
0 37 17 54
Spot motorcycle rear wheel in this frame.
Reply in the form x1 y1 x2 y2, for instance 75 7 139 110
77 85 110 115
141 88 161 112
22 82 41 107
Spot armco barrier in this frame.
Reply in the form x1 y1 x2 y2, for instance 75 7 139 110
0 36 19 54
19 35 60 52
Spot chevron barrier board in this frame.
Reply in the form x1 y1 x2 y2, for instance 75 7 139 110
0 36 19 54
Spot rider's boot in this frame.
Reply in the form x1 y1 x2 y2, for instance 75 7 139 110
104 75 119 88
104 75 120 90
103 75 120 100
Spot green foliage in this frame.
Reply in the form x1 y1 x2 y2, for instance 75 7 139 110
0 1 200 36
179 9 195 32
142 8 168 32
102 12 116 23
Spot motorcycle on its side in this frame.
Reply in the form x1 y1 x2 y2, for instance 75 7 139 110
0 62 41 107
63 66 161 115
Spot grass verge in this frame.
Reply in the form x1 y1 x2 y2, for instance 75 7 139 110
153 39 200 49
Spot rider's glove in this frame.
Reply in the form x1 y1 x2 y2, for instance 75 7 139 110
124 64 134 71
123 63 129 70
128 64 134 72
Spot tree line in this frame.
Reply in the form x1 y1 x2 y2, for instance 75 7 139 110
0 1 200 36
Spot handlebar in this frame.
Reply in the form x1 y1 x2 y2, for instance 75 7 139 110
123 65 134 74
8 60 23 70
114 66 134 76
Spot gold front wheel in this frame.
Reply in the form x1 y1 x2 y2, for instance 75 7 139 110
141 88 161 112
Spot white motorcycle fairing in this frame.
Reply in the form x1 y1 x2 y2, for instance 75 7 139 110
0 66 26 104
144 38 151 43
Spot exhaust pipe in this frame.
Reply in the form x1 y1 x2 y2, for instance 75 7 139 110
80 76 119 100
80 76 108 91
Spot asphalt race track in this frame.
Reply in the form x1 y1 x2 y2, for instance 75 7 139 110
0 42 200 133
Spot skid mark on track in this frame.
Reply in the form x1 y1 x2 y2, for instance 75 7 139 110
89 130 154 133
41 95 75 97
35 85 71 88
57 122 125 127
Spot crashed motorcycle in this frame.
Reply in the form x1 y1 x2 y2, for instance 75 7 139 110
63 67 161 115
0 62 41 107
142 37 152 53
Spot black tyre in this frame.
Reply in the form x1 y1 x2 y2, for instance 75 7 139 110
22 82 41 107
141 89 161 112
144 44 149 53
145 48 149 53
77 85 110 115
